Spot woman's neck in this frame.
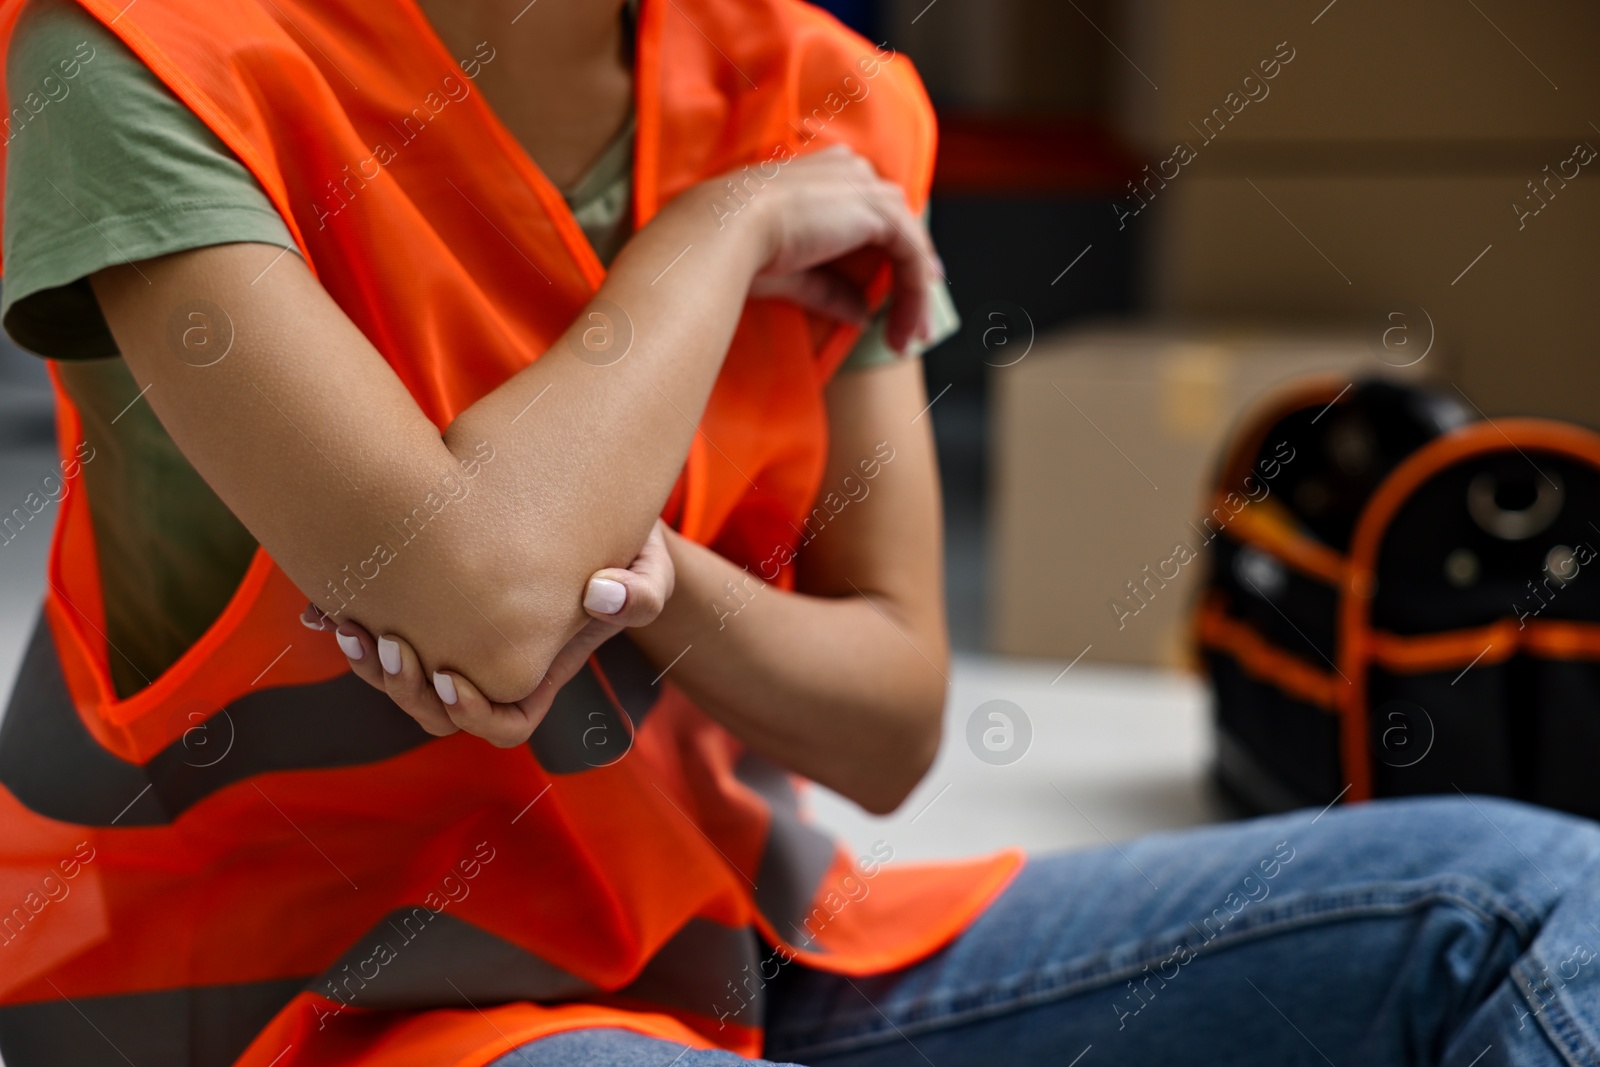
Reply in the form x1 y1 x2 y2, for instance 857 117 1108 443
415 0 634 189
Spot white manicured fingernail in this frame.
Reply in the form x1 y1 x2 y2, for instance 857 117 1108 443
584 577 627 615
378 636 401 675
301 613 326 631
433 671 457 706
335 631 364 660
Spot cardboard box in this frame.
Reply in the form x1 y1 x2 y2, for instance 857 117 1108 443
1112 0 1600 153
989 325 1425 666
1102 1 1600 429
1146 172 1600 426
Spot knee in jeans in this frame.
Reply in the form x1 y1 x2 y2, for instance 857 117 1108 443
1405 795 1600 882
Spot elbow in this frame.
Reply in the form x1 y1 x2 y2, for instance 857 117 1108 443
852 689 945 816
457 597 578 706
459 639 562 707
427 556 579 706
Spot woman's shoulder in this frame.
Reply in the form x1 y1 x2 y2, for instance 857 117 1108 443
8 0 117 90
6 0 182 153
2 0 295 362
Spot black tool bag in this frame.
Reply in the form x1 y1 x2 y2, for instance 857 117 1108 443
1197 376 1600 820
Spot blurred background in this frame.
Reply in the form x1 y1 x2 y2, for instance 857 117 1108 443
798 0 1600 858
2 0 1598 865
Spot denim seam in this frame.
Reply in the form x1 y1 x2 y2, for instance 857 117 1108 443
767 878 1539 1059
1519 957 1600 1067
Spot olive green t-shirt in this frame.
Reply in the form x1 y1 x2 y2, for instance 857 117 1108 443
2 0 957 699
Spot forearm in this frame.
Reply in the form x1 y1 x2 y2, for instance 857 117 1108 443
90 147 934 707
92 193 765 704
444 183 764 556
425 186 768 684
630 527 948 813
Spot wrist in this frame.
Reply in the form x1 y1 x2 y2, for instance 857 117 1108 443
660 177 775 279
645 524 712 626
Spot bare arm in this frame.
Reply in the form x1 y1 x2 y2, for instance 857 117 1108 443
623 357 948 813
401 356 948 810
88 147 937 707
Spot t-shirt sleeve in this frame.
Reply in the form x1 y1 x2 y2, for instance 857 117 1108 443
835 274 959 373
1 0 297 360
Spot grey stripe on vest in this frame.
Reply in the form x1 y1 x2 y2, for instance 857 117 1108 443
612 914 764 1016
0 616 666 820
0 613 429 826
527 659 635 773
0 915 762 1065
527 634 663 775
312 910 594 1009
311 909 760 1018
0 976 305 1067
591 633 659 724
733 751 840 952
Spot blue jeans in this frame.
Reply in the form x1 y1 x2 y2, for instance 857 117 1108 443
491 796 1600 1066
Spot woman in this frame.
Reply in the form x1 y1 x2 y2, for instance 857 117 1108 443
0 0 1598 1064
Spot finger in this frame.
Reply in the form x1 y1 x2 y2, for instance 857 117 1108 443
332 620 389 692
864 177 938 284
887 263 934 355
582 522 676 628
635 520 675 585
849 191 937 352
439 668 545 748
827 172 933 352
583 570 634 622
750 269 871 326
300 602 333 631
863 183 937 353
377 632 459 737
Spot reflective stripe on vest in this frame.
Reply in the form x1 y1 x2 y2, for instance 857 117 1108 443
0 616 662 826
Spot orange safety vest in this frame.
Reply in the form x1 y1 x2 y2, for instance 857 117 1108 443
0 1 1023 1064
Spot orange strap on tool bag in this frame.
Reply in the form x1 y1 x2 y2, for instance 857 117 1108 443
1198 376 1600 819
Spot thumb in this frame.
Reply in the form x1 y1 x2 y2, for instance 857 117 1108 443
582 522 676 627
